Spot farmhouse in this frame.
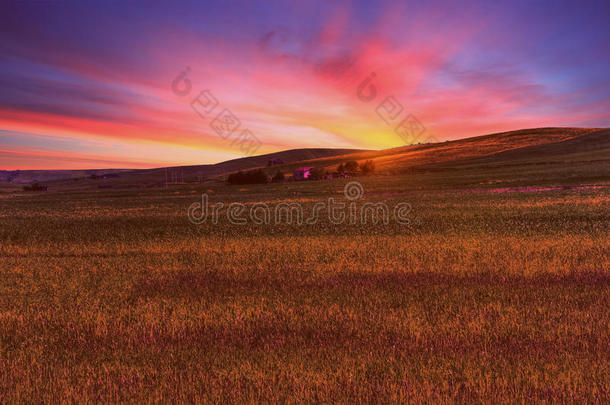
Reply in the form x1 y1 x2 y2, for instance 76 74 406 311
293 167 313 180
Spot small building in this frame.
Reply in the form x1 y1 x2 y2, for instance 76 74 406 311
293 167 313 180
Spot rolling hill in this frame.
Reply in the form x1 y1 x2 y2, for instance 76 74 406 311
215 127 609 186
0 148 367 190
260 127 605 173
2 127 608 191
0 169 129 184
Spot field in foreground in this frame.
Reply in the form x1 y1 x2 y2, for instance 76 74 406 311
0 173 609 402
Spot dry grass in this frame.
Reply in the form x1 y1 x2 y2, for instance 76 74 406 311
0 176 608 402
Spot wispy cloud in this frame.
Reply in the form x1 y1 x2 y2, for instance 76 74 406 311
0 0 608 168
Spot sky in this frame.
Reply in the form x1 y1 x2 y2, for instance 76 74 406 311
1 0 609 169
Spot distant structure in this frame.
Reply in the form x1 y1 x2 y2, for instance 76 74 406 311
293 167 313 180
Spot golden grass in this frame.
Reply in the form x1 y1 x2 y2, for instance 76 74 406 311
0 180 608 402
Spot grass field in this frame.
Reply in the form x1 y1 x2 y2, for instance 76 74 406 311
1 167 608 402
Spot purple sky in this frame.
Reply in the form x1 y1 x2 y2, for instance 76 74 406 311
1 0 608 169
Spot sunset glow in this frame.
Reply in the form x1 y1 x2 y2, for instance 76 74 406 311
1 0 608 169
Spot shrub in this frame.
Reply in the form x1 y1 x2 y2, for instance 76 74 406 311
23 183 47 192
345 160 359 173
227 169 269 185
360 160 376 174
271 171 285 183
308 167 326 181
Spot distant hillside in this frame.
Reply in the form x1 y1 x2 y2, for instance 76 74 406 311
0 169 128 184
260 128 605 170
423 128 610 169
3 127 608 190
403 128 610 185
1 148 367 189
143 148 368 178
211 127 607 188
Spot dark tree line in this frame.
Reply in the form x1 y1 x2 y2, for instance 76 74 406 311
23 183 47 192
226 159 375 185
227 169 268 185
337 160 375 174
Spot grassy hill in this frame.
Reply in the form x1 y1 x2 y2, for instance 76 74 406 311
2 127 608 192
257 127 605 174
0 169 128 184
218 127 609 188
0 148 366 191
139 148 368 181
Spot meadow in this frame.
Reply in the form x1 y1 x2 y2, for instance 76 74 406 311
0 172 608 402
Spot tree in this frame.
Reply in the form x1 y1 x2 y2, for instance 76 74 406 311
227 169 269 185
360 160 375 174
253 169 269 184
227 171 244 185
337 163 345 173
271 171 285 183
345 160 359 173
308 167 326 180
